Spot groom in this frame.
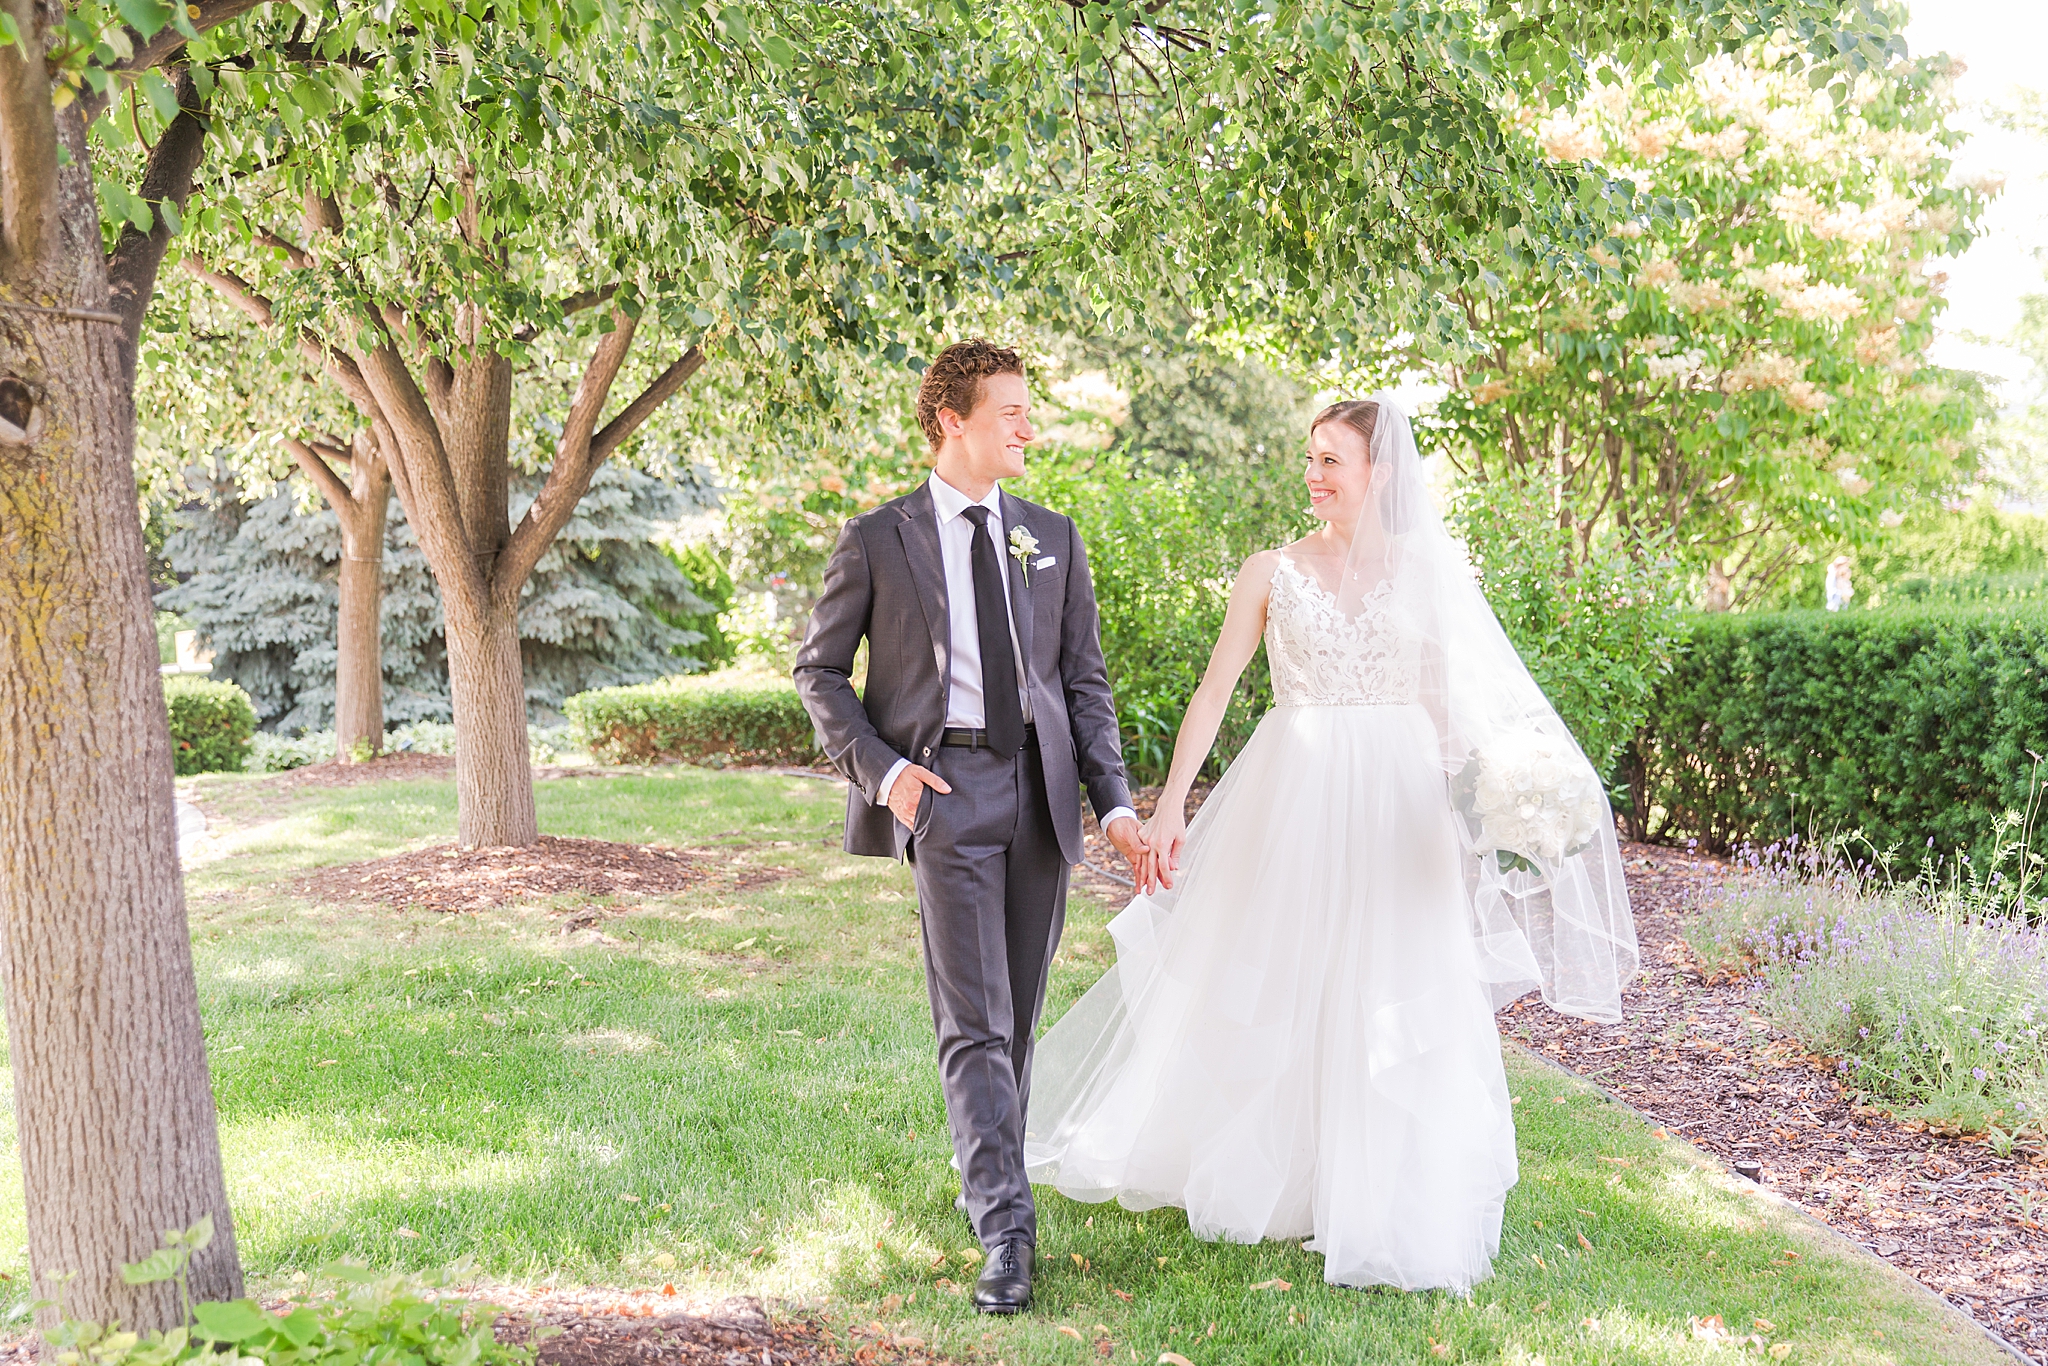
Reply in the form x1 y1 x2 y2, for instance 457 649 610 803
794 340 1146 1314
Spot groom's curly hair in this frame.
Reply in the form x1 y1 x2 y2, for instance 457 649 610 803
917 340 1024 452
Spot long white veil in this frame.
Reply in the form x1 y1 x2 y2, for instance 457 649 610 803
1340 395 1639 1023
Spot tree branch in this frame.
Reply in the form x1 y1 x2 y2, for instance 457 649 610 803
284 436 358 516
107 67 208 351
556 284 619 317
590 345 706 463
355 344 486 606
182 255 274 326
0 0 59 273
256 228 313 269
496 319 697 604
85 0 267 119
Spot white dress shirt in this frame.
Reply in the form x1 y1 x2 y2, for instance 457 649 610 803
877 475 1135 837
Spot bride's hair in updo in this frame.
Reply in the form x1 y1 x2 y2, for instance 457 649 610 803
1309 400 1379 458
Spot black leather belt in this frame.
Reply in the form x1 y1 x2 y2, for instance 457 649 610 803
941 723 1037 750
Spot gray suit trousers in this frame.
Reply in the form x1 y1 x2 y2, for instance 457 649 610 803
910 734 1068 1252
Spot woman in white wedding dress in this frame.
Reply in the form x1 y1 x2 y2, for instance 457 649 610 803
1023 396 1640 1292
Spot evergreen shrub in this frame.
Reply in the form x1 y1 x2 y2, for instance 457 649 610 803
164 676 257 775
1627 604 2048 857
159 462 716 732
568 675 817 765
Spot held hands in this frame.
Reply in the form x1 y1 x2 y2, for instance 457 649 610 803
886 764 952 830
1103 815 1150 890
1140 805 1188 894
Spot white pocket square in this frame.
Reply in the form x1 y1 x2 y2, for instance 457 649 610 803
1035 556 1056 569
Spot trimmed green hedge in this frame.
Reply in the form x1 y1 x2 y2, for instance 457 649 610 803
164 675 257 775
566 674 819 766
1624 604 2048 858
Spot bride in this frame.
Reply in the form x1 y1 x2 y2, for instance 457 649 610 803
1023 396 1640 1292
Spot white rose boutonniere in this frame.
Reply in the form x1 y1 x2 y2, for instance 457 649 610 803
1008 525 1040 584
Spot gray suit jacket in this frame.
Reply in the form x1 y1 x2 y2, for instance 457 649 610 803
793 482 1132 865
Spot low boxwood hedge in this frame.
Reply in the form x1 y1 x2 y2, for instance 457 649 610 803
1622 603 2048 859
164 675 257 775
566 674 819 766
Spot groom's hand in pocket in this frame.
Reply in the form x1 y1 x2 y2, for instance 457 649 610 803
886 764 951 830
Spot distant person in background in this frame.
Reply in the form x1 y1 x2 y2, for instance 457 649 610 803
1825 556 1855 612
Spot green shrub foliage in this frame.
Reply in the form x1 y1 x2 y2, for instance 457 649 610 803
1016 449 1305 784
568 676 818 766
163 676 257 776
1628 604 2048 856
1450 477 1693 783
158 462 717 732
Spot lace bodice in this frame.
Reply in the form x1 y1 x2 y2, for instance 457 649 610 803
1264 553 1423 706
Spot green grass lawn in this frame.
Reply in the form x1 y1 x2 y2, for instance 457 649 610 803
0 766 2006 1364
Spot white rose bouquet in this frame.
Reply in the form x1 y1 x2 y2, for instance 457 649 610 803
1451 733 1607 875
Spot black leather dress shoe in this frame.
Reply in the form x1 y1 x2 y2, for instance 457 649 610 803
973 1238 1034 1314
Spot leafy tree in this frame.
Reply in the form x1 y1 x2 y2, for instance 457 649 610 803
175 0 1028 847
1401 44 1992 603
994 0 1912 353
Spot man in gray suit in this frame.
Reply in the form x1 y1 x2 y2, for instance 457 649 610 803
793 340 1147 1314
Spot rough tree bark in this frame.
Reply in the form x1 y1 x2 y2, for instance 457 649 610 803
0 9 242 1330
285 429 391 758
192 185 705 845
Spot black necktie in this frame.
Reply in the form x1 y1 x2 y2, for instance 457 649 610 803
961 505 1025 757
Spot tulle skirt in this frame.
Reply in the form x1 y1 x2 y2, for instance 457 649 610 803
1024 703 1518 1292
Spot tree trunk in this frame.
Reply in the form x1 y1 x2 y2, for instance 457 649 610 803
0 99 241 1330
333 445 391 760
443 593 536 847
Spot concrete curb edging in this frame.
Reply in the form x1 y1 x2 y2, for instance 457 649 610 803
1512 1042 2035 1366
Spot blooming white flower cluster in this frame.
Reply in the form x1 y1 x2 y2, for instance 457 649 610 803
1460 734 1607 867
1643 347 1707 382
1537 117 1604 163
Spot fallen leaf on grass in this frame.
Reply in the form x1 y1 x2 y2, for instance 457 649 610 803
1769 1344 1793 1360
620 1193 641 1203
959 1248 983 1264
1576 1233 1592 1251
734 938 758 950
1532 1301 1549 1314
1529 1255 1546 1270
395 1227 420 1239
1691 1315 1729 1341
1072 1253 1086 1268
1428 1339 1451 1358
1058 1326 1084 1341
1754 1317 1776 1333
1249 1279 1291 1291
1158 1355 1194 1366
881 1295 902 1313
1780 1250 1802 1262
1110 1288 1133 1302
316 1060 339 1068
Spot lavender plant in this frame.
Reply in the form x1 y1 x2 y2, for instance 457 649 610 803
1685 827 2048 1133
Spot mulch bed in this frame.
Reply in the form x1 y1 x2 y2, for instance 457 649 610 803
0 1292 959 1366
296 836 793 915
1520 841 2048 1360
492 1290 959 1366
1082 792 2048 1360
237 752 459 791
214 753 637 796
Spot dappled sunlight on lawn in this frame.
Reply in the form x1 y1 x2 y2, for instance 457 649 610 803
0 769 2002 1361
